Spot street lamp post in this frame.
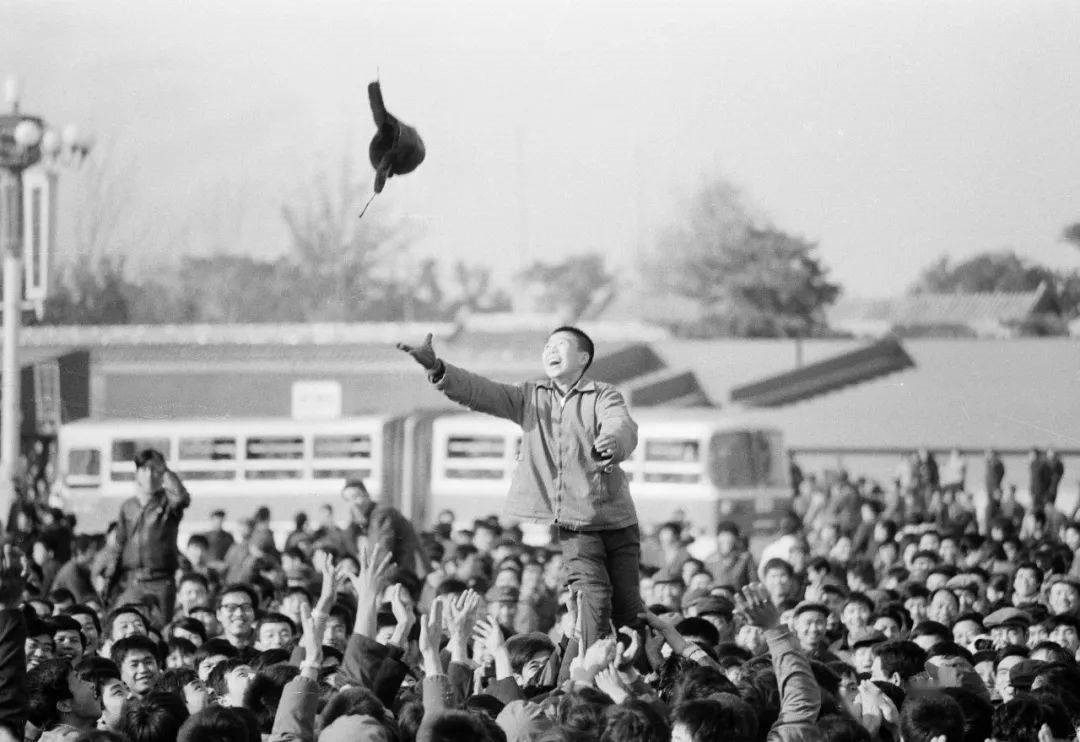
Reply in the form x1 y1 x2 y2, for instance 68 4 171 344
0 76 90 520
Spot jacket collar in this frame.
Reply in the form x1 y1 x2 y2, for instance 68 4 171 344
536 377 597 394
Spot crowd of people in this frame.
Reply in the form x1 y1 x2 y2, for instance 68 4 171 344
0 441 1077 742
1 324 1079 742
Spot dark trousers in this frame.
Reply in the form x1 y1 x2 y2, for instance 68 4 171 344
557 524 644 651
116 573 175 623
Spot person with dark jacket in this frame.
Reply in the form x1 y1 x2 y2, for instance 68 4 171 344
1028 448 1053 512
104 449 190 618
343 480 427 578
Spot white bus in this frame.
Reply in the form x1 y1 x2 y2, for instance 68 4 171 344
428 409 788 537
57 416 405 536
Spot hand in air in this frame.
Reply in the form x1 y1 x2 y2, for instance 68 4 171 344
396 333 438 371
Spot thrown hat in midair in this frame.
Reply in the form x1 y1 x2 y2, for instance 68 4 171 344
368 80 425 194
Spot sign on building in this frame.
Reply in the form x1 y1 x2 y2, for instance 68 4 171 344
22 167 56 320
291 380 342 420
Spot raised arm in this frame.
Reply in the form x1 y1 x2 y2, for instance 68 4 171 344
161 468 191 510
398 333 527 423
737 584 820 737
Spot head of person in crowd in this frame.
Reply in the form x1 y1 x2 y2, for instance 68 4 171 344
26 658 103 735
52 614 85 662
762 558 795 605
111 635 162 698
216 584 258 649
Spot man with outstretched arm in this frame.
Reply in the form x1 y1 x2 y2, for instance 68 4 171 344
398 328 642 651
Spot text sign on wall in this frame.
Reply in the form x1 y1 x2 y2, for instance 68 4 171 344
291 380 342 420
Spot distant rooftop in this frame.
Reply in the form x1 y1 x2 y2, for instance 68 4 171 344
828 283 1060 338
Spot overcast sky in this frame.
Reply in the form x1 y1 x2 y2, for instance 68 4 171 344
3 0 1079 299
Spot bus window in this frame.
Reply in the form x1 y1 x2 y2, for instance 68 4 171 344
643 471 701 483
313 468 373 480
67 448 101 477
446 468 504 480
111 438 171 463
645 439 700 463
180 470 237 480
313 435 372 459
709 432 753 488
708 431 782 487
447 435 504 458
179 437 237 460
246 436 304 460
244 470 302 480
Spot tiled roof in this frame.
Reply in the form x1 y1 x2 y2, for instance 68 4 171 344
828 284 1056 331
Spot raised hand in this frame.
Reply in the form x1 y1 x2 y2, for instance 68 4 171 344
474 616 511 679
572 635 618 682
396 333 438 371
299 603 327 677
637 610 686 655
595 662 630 704
387 583 416 648
617 626 641 670
313 555 338 615
418 598 444 677
345 543 395 601
735 583 780 631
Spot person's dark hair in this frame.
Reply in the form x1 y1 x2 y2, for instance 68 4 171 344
65 605 103 637
846 561 876 587
672 696 756 742
420 710 500 742
26 658 74 729
187 534 209 550
436 578 469 597
110 635 160 668
207 657 249 700
503 632 556 675
118 690 189 742
938 687 993 742
463 693 506 720
992 696 1057 742
549 326 595 371
255 612 296 636
106 604 149 638
871 640 928 683
151 667 199 698
842 592 875 614
761 558 794 578
909 620 950 643
343 479 369 495
1014 561 1044 583
1030 691 1077 739
177 706 261 742
925 642 974 665
994 645 1029 666
52 614 87 647
318 686 388 730
1030 641 1072 664
815 714 872 742
194 637 238 668
170 617 208 645
75 656 121 697
49 587 76 606
243 665 299 733
133 448 165 470
600 698 669 742
900 691 965 742
179 572 210 592
251 649 291 671
671 665 738 707
73 731 128 742
675 617 721 648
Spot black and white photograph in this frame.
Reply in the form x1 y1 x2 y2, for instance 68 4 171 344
1 2 1080 741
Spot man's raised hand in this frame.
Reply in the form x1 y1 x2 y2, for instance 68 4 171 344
736 583 780 631
396 333 438 371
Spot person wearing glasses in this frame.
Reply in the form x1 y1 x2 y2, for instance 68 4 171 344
105 449 191 618
216 584 259 651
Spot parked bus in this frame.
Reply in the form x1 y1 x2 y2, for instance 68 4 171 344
427 409 787 538
57 416 405 535
57 408 787 542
